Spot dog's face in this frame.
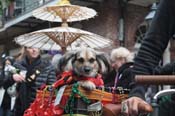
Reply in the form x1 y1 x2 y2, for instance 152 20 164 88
57 47 111 90
73 48 99 77
58 47 111 77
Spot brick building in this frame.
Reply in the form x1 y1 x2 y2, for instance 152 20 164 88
0 0 158 58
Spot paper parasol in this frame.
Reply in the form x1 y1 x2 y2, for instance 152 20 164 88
32 0 97 23
14 26 112 51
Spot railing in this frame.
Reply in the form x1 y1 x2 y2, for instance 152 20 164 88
135 75 175 85
0 0 55 28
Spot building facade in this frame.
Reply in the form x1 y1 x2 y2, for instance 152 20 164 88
0 0 160 59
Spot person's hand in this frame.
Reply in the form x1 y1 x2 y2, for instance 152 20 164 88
13 73 25 83
121 97 153 116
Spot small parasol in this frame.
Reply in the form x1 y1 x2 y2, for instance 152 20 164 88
32 0 97 23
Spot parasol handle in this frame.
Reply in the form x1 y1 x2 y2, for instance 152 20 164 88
61 22 68 27
135 75 175 85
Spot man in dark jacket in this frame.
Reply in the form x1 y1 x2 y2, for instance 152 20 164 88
0 56 16 116
12 47 56 116
122 0 175 115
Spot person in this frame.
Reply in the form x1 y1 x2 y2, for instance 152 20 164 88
121 0 175 115
11 47 56 116
104 47 134 89
154 62 175 75
153 62 175 116
0 56 15 116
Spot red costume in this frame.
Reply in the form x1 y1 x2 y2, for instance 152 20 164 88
24 71 104 116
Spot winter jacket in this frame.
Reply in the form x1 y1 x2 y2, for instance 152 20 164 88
0 69 14 110
129 0 175 99
104 62 133 89
0 57 16 110
154 62 175 75
13 56 56 116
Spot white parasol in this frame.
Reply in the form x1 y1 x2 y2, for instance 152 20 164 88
14 26 112 52
32 0 97 23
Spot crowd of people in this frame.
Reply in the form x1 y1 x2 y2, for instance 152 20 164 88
0 46 153 116
0 46 149 116
0 0 174 116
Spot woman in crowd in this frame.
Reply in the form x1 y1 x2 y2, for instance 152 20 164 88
11 47 56 116
105 47 134 89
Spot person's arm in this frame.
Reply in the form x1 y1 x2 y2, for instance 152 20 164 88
154 62 175 75
122 0 175 115
46 64 56 85
133 0 174 75
12 61 26 82
130 0 175 98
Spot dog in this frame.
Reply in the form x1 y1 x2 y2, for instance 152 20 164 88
57 47 111 90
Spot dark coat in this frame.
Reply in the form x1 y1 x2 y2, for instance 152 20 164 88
0 57 16 110
0 69 14 110
104 62 133 89
154 62 175 90
129 0 175 99
13 56 56 116
154 62 175 75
